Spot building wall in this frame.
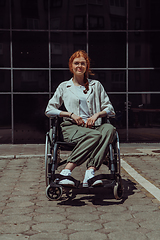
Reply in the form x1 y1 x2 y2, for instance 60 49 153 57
0 0 160 143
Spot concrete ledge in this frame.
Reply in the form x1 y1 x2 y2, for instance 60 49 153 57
0 154 44 159
0 152 153 159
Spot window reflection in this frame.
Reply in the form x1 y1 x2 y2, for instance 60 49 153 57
128 32 153 68
13 70 49 92
129 0 160 30
0 94 11 143
0 70 11 91
90 70 126 92
74 16 86 30
129 32 160 68
89 33 126 68
109 94 127 141
50 0 87 30
89 16 104 29
51 18 61 30
51 70 72 92
0 32 10 67
51 33 86 68
0 0 10 29
12 0 48 29
10 0 128 31
89 0 126 30
129 70 160 92
128 94 160 142
50 0 62 8
14 94 49 143
13 32 48 68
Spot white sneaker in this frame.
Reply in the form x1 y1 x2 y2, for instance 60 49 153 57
59 169 75 187
82 169 103 188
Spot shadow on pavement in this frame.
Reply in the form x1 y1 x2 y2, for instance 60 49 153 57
57 178 137 206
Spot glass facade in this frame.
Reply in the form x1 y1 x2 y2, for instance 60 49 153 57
0 0 160 143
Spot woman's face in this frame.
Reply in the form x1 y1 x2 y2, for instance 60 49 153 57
72 56 87 77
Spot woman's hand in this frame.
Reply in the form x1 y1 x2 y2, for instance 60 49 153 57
71 113 85 126
85 113 99 128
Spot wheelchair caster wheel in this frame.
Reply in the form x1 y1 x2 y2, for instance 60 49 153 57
46 185 63 201
114 182 123 200
65 189 73 198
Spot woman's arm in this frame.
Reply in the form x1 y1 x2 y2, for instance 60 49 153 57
85 110 107 128
59 111 85 126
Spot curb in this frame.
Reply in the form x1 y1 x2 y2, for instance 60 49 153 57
0 154 44 159
0 152 155 160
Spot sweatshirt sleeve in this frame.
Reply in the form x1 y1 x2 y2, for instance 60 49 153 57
100 83 115 117
45 83 63 118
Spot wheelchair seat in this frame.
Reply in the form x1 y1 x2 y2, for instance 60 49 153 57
45 116 123 201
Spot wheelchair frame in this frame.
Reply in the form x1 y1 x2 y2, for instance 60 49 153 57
45 117 123 201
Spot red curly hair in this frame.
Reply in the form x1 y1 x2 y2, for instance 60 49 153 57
69 50 94 94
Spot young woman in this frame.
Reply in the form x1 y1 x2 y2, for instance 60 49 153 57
45 50 115 187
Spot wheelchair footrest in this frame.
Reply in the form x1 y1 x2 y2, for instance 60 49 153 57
54 174 80 188
88 174 115 187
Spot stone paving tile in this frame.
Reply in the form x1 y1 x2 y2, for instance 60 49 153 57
108 231 148 240
0 234 30 240
146 231 160 240
30 232 68 240
103 220 139 231
0 156 160 240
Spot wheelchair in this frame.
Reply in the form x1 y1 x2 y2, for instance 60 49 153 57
45 116 123 201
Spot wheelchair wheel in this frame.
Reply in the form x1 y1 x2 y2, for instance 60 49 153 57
46 185 63 201
114 182 123 200
45 133 52 187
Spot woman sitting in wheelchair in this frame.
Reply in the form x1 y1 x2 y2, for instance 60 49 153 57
45 50 115 188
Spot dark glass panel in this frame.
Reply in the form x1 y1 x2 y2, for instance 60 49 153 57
0 32 10 67
51 70 72 92
0 94 11 143
13 70 49 92
13 32 48 68
0 70 11 91
129 0 160 30
14 94 49 143
128 94 160 142
109 94 127 142
90 70 126 92
51 33 87 68
89 32 126 68
129 70 160 92
0 0 10 29
50 0 87 30
128 32 160 68
150 32 160 68
12 0 48 29
129 93 160 110
89 0 126 30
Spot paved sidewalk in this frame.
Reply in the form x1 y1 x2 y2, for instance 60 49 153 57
0 143 160 239
0 143 160 158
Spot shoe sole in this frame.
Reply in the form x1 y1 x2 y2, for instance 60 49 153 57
59 180 75 188
92 182 103 187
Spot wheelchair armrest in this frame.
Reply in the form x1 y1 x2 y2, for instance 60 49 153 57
102 115 115 124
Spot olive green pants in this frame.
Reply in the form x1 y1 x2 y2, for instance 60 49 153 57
60 121 116 170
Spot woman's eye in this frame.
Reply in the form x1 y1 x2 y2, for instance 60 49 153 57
74 62 86 66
